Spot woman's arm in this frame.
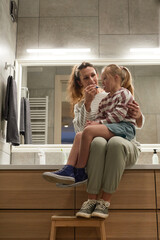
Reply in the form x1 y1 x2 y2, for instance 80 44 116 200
73 102 89 133
73 85 98 133
127 100 144 128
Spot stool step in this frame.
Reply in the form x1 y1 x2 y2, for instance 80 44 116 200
50 216 107 240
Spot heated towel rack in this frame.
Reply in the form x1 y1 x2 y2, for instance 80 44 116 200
29 97 48 144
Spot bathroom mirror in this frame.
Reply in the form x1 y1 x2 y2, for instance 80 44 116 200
16 59 160 145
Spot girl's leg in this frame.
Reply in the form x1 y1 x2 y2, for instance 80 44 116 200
67 132 82 166
76 125 114 168
42 132 82 184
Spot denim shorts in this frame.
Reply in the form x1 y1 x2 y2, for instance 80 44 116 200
104 121 136 141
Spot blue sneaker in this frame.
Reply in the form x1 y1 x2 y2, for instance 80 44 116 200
56 168 88 188
75 168 88 184
42 165 75 184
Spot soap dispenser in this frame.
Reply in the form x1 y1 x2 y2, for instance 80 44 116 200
152 149 159 164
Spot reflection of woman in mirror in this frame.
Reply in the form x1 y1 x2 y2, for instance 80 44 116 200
43 62 144 219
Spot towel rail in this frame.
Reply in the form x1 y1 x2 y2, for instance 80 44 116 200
30 97 48 144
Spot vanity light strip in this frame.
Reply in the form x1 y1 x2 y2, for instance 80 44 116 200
130 48 160 54
26 48 91 54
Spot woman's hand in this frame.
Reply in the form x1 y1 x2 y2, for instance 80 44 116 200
127 100 143 128
84 85 97 112
127 100 141 119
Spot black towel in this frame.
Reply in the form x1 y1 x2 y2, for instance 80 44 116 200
4 76 20 146
20 97 32 144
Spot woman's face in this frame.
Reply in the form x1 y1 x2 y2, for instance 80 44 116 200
79 67 98 88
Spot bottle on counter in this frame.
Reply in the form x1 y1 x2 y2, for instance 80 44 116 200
38 150 46 164
152 149 159 164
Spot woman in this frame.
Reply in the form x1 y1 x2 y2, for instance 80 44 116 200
43 62 144 219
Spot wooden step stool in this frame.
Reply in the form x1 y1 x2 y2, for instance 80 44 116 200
50 216 107 240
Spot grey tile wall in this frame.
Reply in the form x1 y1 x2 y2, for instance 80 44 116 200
17 0 160 59
18 0 39 17
129 0 159 34
39 0 98 17
134 76 160 114
16 18 39 59
99 0 129 34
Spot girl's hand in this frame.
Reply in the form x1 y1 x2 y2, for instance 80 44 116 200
127 100 142 119
85 120 100 127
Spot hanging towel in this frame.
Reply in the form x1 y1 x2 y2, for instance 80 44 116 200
4 76 20 146
20 97 25 135
20 97 32 144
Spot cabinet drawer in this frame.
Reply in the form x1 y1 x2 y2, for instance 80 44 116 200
155 171 160 209
75 210 157 240
0 210 74 240
0 170 74 209
76 170 156 209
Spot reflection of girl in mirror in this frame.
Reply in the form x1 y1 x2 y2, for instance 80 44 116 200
43 62 144 219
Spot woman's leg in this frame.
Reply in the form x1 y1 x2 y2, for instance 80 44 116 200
90 136 140 219
76 125 114 168
86 137 108 195
101 136 140 198
76 137 107 218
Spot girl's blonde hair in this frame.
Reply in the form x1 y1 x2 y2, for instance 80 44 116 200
102 64 134 95
67 62 97 113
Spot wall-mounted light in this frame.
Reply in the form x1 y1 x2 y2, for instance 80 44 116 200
26 48 91 54
130 48 160 53
130 48 160 59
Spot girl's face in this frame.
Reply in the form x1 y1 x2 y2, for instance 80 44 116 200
79 67 98 88
101 71 117 93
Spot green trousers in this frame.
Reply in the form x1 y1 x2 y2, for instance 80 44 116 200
86 136 140 194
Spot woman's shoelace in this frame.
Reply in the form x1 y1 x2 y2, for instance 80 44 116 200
81 200 96 209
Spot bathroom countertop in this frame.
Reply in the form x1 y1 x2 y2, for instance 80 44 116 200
1 164 160 170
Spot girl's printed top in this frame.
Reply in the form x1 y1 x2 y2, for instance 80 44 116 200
96 87 136 126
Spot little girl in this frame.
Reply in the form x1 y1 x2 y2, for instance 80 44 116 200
43 64 136 185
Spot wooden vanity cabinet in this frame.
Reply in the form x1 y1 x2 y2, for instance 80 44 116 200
76 170 156 209
155 171 160 209
0 169 158 240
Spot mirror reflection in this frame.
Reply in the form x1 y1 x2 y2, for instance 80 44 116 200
20 64 160 145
